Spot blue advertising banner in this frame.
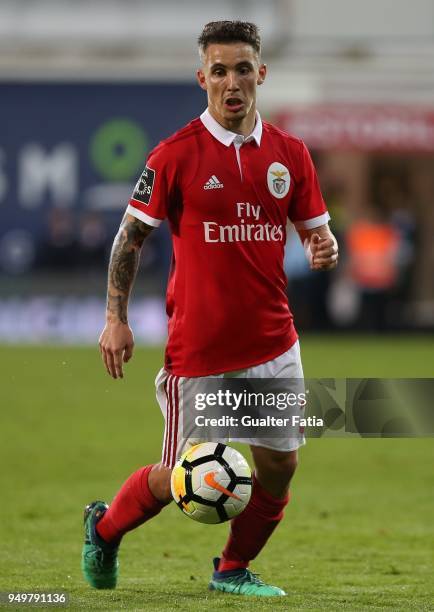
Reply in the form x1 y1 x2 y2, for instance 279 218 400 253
0 82 204 272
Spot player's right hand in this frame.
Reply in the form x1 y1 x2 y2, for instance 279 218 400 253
98 321 135 379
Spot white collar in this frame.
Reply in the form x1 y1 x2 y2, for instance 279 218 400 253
200 107 263 147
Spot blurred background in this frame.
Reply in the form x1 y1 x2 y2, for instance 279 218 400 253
1 0 434 344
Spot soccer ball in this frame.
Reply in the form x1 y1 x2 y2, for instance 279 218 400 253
171 442 252 524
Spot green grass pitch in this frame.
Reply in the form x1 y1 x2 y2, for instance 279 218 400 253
1 335 433 611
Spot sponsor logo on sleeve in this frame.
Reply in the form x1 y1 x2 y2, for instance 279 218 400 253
132 166 155 205
267 162 290 199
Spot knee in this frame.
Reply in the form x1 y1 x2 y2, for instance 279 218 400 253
149 463 173 504
268 451 298 479
254 448 298 481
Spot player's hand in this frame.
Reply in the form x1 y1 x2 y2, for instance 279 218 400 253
309 233 338 271
99 321 134 379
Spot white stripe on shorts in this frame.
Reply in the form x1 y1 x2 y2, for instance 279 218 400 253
162 375 171 466
162 375 182 468
169 376 177 467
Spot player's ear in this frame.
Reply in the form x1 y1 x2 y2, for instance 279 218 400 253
197 69 208 91
257 63 267 85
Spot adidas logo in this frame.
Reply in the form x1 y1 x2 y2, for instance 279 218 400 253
203 175 224 190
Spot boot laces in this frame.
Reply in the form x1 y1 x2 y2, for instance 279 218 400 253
231 569 265 592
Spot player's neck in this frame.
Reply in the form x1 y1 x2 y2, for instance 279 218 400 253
208 106 257 137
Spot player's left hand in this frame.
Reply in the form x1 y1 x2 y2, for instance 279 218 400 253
309 233 339 270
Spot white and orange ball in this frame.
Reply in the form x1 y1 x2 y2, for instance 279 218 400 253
171 442 252 524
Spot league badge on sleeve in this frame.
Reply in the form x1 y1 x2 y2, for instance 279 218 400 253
132 166 155 205
267 162 290 199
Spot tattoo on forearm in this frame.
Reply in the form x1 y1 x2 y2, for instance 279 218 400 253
106 216 152 322
111 247 137 294
107 292 129 324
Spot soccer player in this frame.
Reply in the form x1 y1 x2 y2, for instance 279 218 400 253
82 21 338 597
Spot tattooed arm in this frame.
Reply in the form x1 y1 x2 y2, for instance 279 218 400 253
99 213 153 379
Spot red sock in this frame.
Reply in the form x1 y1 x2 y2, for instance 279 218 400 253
219 474 290 572
96 465 166 545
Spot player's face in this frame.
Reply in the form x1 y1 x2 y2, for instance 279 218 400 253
197 42 266 134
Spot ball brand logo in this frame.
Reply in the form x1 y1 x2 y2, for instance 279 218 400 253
267 162 291 199
204 471 242 501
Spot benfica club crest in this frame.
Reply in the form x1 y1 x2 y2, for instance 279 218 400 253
267 162 290 199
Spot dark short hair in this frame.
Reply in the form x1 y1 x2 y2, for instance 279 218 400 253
198 21 261 57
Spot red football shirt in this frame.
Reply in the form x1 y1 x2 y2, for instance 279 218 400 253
127 109 329 376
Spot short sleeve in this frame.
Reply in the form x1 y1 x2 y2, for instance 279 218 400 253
126 143 175 228
288 142 330 230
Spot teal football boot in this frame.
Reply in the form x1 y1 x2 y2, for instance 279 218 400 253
81 501 119 589
209 558 286 597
